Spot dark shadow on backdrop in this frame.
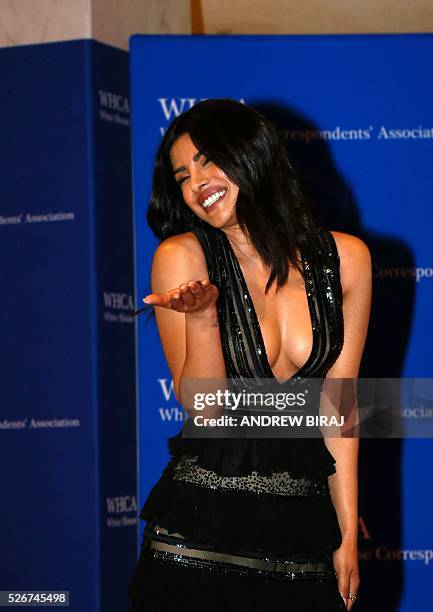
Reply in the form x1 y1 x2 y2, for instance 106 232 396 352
252 100 416 612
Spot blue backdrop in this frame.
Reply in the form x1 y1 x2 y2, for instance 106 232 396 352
130 34 433 610
0 40 136 611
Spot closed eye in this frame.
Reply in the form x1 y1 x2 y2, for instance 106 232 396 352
175 153 211 186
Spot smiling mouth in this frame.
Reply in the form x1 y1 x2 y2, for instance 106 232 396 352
201 189 227 209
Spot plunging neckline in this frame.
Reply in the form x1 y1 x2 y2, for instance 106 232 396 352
215 227 318 385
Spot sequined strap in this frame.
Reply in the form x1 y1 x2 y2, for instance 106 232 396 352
172 455 329 497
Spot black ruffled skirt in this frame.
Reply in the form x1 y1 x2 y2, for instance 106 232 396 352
127 433 346 612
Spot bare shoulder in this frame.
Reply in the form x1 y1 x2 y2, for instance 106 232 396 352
151 231 209 293
153 232 206 265
329 230 372 295
153 231 204 257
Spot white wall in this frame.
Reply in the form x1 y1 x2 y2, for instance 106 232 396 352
0 0 91 47
196 0 433 34
0 0 431 50
0 0 190 49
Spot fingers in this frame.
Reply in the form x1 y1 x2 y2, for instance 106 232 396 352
347 573 360 611
337 571 360 610
143 280 211 310
142 293 172 307
337 573 349 609
175 282 197 307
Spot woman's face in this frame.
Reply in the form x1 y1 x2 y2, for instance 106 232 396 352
169 133 240 228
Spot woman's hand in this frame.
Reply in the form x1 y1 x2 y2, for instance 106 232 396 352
333 539 360 610
143 279 218 314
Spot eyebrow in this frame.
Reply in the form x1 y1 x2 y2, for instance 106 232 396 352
173 151 205 175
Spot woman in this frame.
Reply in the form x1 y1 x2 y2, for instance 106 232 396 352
128 99 371 611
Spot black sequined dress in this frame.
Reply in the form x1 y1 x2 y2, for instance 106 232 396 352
127 224 346 611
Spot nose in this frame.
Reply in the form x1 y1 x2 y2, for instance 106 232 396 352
190 165 209 192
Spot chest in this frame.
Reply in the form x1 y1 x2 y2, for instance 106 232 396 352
240 264 314 376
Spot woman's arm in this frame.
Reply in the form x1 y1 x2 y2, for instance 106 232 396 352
323 231 372 610
149 232 227 416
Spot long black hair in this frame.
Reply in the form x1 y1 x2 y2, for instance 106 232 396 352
133 98 324 319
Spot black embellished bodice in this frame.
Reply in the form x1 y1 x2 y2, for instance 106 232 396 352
139 223 345 558
190 223 344 383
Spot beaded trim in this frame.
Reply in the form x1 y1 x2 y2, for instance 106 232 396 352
172 455 329 497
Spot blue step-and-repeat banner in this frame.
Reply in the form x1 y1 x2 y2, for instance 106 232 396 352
130 34 433 610
1 40 136 611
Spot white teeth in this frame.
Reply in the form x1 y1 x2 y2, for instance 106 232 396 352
202 190 226 208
